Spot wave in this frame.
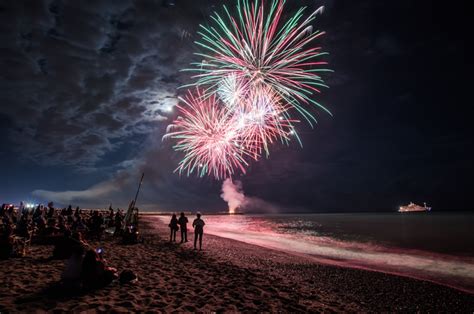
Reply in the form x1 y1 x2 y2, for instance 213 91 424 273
155 214 474 294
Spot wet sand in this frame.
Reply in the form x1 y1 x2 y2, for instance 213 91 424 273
0 215 473 312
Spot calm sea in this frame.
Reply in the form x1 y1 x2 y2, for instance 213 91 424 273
155 212 474 293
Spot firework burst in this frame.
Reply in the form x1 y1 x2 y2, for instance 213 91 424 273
164 90 257 179
183 0 331 126
233 84 299 158
165 0 330 179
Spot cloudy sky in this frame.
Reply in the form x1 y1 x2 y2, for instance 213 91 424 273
0 0 472 212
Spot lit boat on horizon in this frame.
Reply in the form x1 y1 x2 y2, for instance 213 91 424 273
398 202 431 213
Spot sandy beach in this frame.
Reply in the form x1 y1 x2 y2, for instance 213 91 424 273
1 215 473 312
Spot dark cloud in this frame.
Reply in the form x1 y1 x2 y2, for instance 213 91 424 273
1 0 473 212
0 0 201 169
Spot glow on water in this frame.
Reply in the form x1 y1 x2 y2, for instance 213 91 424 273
156 213 474 293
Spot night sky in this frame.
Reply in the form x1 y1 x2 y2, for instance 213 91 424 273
0 0 472 212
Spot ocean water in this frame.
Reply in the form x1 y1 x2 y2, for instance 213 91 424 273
156 213 474 293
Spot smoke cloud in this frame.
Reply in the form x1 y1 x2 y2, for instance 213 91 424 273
32 180 120 206
220 178 286 214
220 178 246 214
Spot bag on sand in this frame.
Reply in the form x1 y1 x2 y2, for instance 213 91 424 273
120 270 138 284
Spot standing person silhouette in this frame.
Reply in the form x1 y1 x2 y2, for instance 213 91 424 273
169 214 178 242
192 212 205 250
178 212 189 243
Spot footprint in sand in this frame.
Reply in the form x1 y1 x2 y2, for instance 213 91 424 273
117 301 135 308
181 305 196 311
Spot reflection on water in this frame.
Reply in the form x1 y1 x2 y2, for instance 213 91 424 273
155 213 474 293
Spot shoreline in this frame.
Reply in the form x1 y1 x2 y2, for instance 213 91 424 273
0 215 473 312
153 214 474 295
223 239 474 296
146 216 474 308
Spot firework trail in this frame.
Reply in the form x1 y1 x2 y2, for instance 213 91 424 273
164 0 330 179
183 0 331 126
233 83 299 158
217 73 247 110
164 90 257 179
216 74 300 156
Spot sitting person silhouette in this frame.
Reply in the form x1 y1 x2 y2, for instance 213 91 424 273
81 249 118 289
61 244 85 290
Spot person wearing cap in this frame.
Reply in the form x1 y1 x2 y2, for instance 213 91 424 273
192 212 205 250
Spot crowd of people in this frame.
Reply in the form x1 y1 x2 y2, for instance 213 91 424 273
1 201 207 291
0 202 137 290
0 203 126 257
